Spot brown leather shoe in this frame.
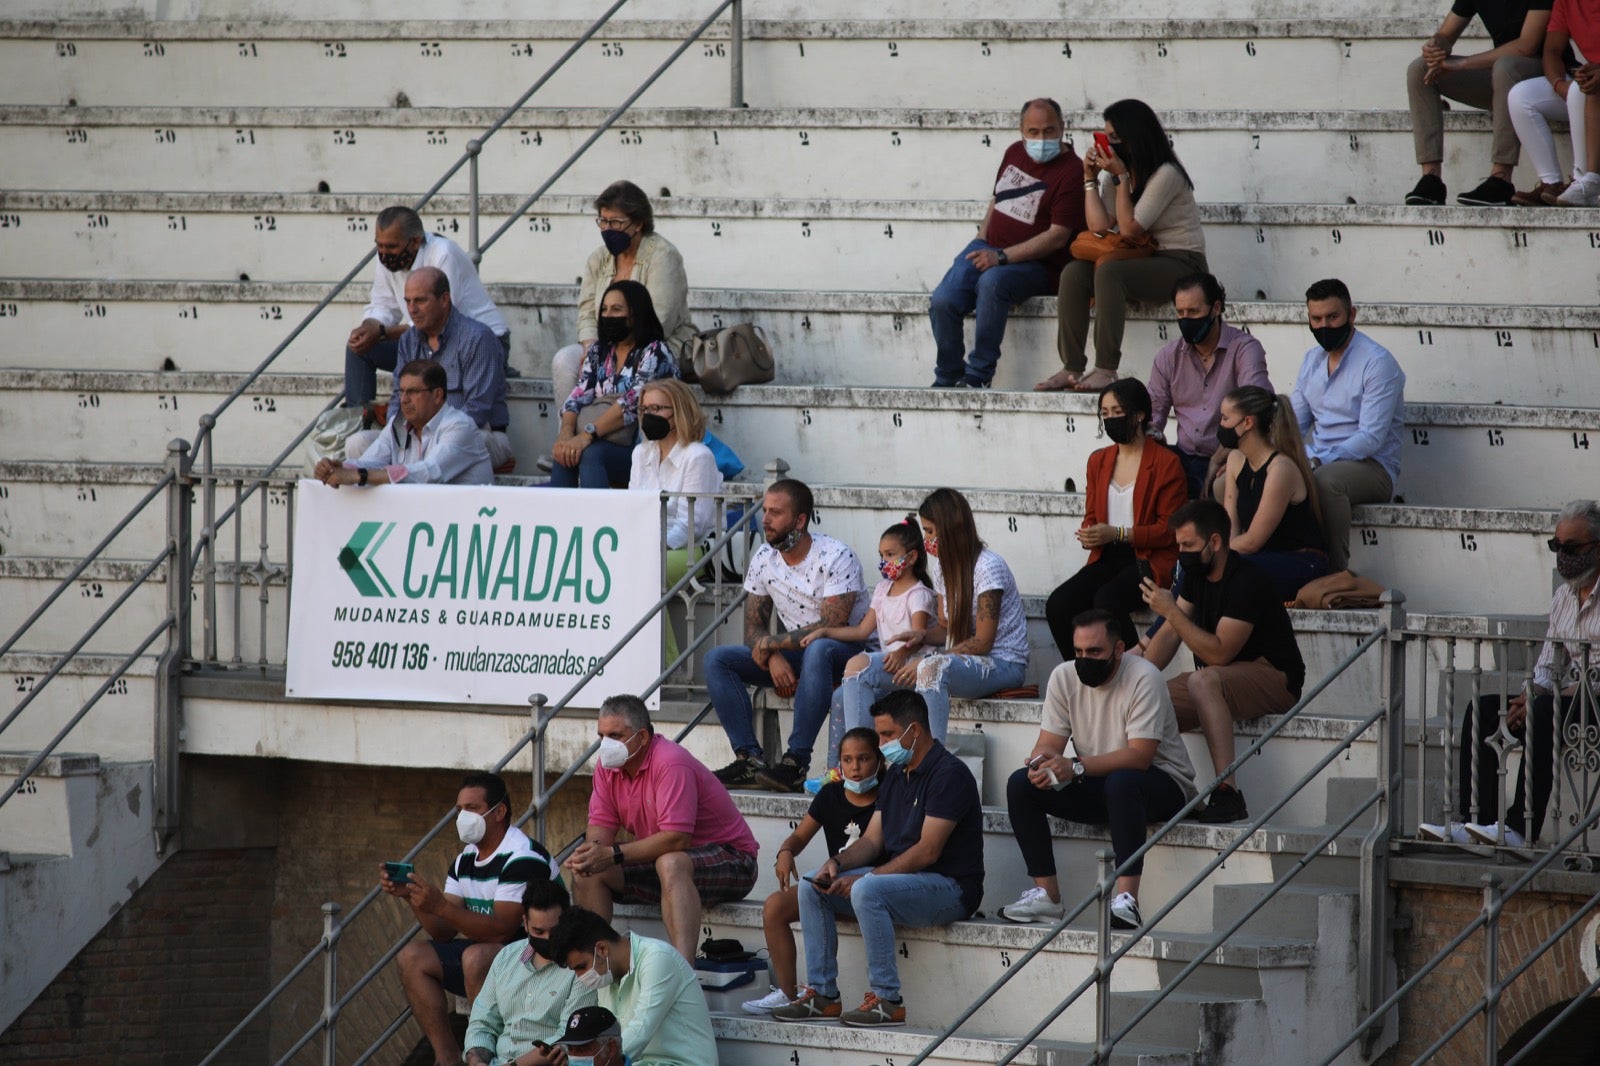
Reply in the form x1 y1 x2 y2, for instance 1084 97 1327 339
1511 181 1566 206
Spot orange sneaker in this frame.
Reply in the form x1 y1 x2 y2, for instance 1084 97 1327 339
841 991 906 1027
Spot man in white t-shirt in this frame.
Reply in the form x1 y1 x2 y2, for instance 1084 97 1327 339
704 478 871 792
379 771 559 1066
997 609 1196 933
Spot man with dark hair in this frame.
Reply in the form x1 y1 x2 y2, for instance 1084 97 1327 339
1290 279 1406 573
345 265 512 469
773 690 983 1028
315 358 494 486
999 609 1196 931
549 907 717 1066
565 695 758 961
929 97 1085 388
1134 500 1305 824
344 204 510 416
380 771 560 1066
1145 272 1273 498
465 878 596 1066
704 477 872 791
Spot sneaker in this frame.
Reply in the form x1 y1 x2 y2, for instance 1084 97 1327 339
1555 173 1600 207
1109 891 1143 931
1196 782 1250 824
1404 174 1447 205
1000 886 1065 923
1464 821 1527 847
712 753 765 789
755 753 807 793
772 987 841 1023
840 991 906 1028
1456 176 1515 206
741 985 794 1015
535 455 554 473
958 376 992 389
1534 181 1573 206
1418 821 1472 845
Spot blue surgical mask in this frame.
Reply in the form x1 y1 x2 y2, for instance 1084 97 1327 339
880 725 917 768
1025 139 1061 164
843 774 878 794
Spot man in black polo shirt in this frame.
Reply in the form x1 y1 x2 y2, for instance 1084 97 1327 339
1135 500 1306 824
773 690 984 1028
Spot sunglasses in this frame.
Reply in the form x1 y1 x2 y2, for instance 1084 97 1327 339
1548 538 1599 554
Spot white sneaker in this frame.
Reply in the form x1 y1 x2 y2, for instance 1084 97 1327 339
1556 172 1600 207
1109 891 1143 931
1000 886 1064 923
741 985 794 1014
1464 822 1527 847
1418 821 1472 845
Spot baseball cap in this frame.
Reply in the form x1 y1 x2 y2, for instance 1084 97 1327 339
554 1005 622 1046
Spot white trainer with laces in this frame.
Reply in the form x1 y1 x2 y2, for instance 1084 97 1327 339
742 985 794 1015
1418 821 1472 845
1109 891 1143 931
1464 822 1527 848
1555 172 1600 207
1000 885 1065 923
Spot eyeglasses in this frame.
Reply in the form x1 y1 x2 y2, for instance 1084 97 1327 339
639 404 674 416
595 217 633 231
1548 538 1599 554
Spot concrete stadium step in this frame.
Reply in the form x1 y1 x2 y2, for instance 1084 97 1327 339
5 280 1595 409
0 750 104 856
616 900 1307 1047
0 654 159 764
3 192 1593 307
0 104 1505 207
0 19 1448 111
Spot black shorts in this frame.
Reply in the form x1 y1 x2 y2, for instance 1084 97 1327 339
428 938 471 996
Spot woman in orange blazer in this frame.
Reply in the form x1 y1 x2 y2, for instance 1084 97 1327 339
1045 376 1187 658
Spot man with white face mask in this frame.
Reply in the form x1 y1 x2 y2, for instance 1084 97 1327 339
550 909 715 1066
380 771 559 1066
565 695 759 961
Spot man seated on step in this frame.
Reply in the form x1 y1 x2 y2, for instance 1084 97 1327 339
344 266 512 470
1289 278 1406 576
565 694 759 962
774 690 984 1028
343 204 510 419
1404 0 1557 206
1132 500 1306 825
704 477 872 792
1422 499 1600 847
379 771 561 1066
464 877 596 1066
549 1005 627 1066
999 608 1197 931
1145 272 1273 499
314 358 494 486
549 908 718 1066
928 97 1084 388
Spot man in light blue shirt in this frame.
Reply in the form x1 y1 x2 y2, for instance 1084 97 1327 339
314 358 494 486
465 878 596 1066
1289 278 1406 573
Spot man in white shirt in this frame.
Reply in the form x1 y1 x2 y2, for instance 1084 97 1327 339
315 359 494 486
343 205 511 415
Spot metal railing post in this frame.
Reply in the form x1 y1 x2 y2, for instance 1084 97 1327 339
729 0 745 107
323 901 342 1066
1357 590 1405 1054
467 139 482 266
530 693 552 845
154 438 192 853
1481 875 1502 1064
1094 848 1115 1063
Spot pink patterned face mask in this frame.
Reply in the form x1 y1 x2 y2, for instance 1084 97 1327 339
923 535 938 558
878 556 910 581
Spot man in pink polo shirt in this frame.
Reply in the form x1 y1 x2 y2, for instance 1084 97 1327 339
566 694 760 961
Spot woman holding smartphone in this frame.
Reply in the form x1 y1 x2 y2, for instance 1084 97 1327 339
1039 98 1209 393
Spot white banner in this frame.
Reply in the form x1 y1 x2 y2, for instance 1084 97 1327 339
286 481 661 707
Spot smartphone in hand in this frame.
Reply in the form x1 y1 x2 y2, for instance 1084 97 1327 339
1024 753 1048 771
384 861 414 886
1093 131 1112 157
1136 558 1154 584
802 874 834 888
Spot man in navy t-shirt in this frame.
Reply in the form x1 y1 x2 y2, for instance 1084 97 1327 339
773 690 984 1028
928 98 1086 388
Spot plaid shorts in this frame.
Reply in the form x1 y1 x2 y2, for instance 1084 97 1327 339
618 842 757 907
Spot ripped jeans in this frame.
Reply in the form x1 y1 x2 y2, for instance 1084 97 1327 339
839 650 1027 742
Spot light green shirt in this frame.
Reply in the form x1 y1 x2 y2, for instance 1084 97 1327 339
601 932 716 1066
465 941 596 1066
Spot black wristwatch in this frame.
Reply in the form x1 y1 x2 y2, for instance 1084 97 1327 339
995 248 1009 265
1071 757 1086 779
612 844 625 867
357 467 369 487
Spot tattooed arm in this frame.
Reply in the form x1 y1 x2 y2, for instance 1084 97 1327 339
745 594 775 665
755 592 858 656
948 589 1002 656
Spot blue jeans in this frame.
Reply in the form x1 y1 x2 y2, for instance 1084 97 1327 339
1240 549 1329 602
1174 448 1214 501
343 337 401 406
799 866 967 1001
704 639 863 767
548 437 635 488
842 651 1027 742
929 239 1052 386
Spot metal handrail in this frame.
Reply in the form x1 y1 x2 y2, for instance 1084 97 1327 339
200 497 759 1064
906 615 1396 1065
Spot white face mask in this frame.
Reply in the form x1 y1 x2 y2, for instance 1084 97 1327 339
456 808 486 845
574 948 613 991
596 731 639 770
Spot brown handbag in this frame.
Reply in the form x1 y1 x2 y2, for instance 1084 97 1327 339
1069 229 1158 267
690 323 775 394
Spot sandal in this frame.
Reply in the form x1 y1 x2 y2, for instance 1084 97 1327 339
1033 369 1081 392
1071 368 1118 392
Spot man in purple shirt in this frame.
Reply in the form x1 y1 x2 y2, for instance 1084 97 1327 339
1146 273 1272 499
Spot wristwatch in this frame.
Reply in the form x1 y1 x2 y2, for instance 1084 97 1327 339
612 844 625 867
995 249 1009 265
1071 757 1086 779
582 422 598 438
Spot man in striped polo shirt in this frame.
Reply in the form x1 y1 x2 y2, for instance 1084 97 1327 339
381 771 560 1066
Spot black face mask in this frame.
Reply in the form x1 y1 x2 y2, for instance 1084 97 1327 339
597 316 631 344
640 412 672 441
1215 424 1242 449
601 228 633 256
1111 142 1131 166
1556 545 1600 582
1074 654 1116 688
1102 415 1136 445
1310 322 1353 352
1178 549 1212 578
1177 314 1214 345
525 936 553 960
378 243 420 273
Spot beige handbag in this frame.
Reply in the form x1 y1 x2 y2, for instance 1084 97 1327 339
690 324 775 394
576 396 638 446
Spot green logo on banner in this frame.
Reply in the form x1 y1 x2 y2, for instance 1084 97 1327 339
338 521 397 597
